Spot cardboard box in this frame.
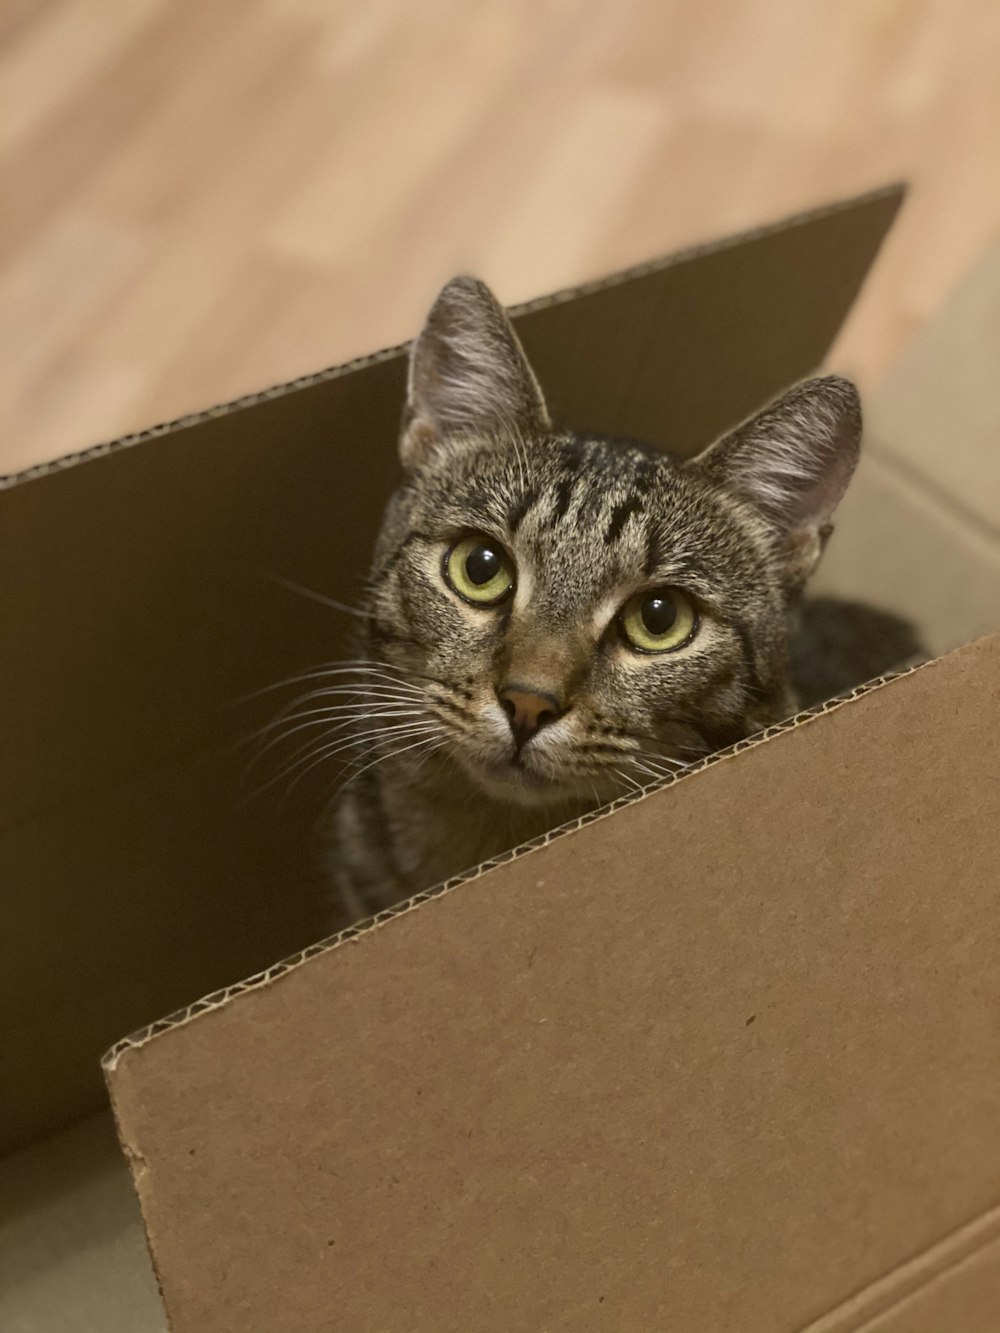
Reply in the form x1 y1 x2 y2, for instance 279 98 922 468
4 185 1000 1330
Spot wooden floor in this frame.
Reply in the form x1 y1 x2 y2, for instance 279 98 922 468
3 0 1000 476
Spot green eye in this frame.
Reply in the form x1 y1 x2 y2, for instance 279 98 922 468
619 587 697 653
443 534 516 606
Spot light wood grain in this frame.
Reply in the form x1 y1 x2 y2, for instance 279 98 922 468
3 0 1000 475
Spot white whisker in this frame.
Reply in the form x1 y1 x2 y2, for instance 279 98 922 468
256 683 426 738
258 686 426 730
261 720 442 795
622 748 692 789
264 572 369 619
242 662 425 702
342 733 448 787
611 768 644 795
252 706 432 758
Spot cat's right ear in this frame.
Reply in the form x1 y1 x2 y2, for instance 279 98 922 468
691 375 862 589
400 276 550 470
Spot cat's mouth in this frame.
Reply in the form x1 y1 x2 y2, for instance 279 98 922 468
454 741 616 809
465 758 584 806
487 753 556 786
438 704 652 808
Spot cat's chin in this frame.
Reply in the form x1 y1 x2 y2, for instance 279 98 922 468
455 754 604 811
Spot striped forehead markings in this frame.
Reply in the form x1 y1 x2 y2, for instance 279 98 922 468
549 474 576 525
507 485 540 533
604 493 645 544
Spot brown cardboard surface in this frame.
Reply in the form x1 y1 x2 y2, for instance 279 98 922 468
811 234 1000 661
0 186 901 831
811 448 1000 656
0 187 902 1155
798 1213 1000 1333
867 241 1000 541
0 744 324 1150
859 1236 1000 1333
107 635 1000 1333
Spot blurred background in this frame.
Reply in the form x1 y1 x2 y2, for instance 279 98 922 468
4 0 1000 478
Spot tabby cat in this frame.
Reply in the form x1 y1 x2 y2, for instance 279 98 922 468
324 276 866 921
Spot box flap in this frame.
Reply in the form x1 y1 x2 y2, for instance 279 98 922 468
812 236 1000 658
866 242 1000 540
106 634 1000 1333
0 186 902 1153
0 185 902 827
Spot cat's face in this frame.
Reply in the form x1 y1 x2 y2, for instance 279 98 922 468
362 278 861 810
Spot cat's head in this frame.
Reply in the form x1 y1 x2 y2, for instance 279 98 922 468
363 276 860 808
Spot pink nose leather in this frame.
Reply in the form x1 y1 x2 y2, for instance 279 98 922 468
497 686 562 745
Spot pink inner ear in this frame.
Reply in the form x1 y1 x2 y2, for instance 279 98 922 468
400 277 550 471
697 376 862 538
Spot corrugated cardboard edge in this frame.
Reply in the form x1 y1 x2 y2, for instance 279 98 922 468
108 1124 173 1333
103 641 969 1075
1 182 904 492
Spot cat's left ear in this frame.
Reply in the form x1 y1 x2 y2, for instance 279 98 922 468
400 276 550 470
692 375 861 586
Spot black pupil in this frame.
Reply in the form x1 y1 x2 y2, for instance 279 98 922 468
465 544 502 586
641 594 677 636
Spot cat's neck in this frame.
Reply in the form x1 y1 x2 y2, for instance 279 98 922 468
374 755 592 894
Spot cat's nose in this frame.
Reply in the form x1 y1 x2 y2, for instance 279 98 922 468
497 685 563 747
